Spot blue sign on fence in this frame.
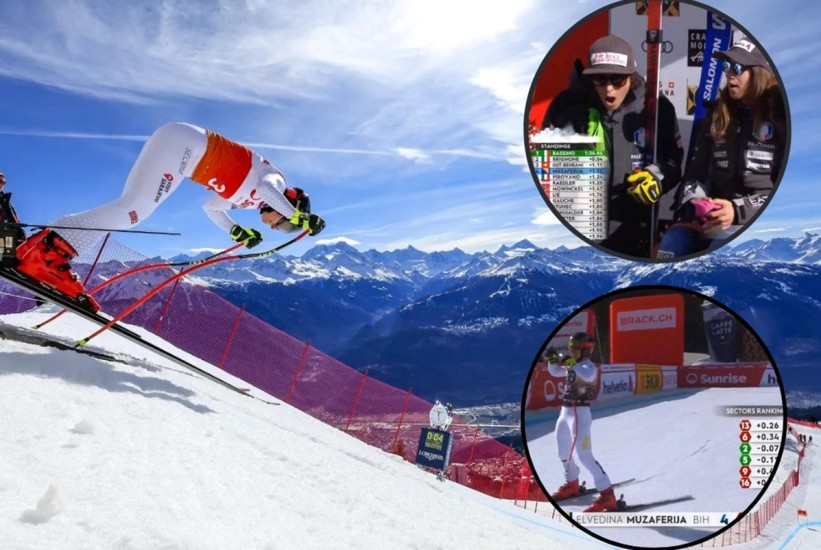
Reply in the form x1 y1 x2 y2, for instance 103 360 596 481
416 427 453 471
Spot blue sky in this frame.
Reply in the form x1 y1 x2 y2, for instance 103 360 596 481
0 0 817 258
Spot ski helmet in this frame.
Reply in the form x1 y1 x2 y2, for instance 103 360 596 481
260 187 311 233
568 331 595 358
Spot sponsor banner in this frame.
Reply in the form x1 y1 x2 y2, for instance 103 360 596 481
546 308 597 354
610 294 685 367
662 365 678 390
636 364 663 394
678 363 772 388
760 364 778 387
616 307 677 331
702 302 739 362
525 363 566 410
688 12 733 163
598 364 636 400
415 427 453 470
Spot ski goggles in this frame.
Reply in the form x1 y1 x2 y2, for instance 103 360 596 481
589 74 630 88
722 61 746 76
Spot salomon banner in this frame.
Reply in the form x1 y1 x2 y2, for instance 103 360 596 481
687 10 733 163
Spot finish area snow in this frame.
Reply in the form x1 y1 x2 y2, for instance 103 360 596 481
525 387 788 547
0 307 612 550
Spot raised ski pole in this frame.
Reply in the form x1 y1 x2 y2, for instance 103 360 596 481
644 0 663 257
33 243 244 330
75 230 309 347
12 223 182 235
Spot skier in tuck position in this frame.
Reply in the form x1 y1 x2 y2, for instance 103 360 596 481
546 332 618 512
14 122 326 301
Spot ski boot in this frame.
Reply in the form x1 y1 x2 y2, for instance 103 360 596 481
551 479 581 500
15 229 100 313
583 486 619 512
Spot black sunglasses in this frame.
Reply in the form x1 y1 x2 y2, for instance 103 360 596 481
722 61 746 76
590 74 630 87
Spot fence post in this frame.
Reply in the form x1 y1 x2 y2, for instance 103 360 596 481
285 340 311 404
391 388 412 454
218 304 245 369
516 455 530 504
498 445 513 499
82 232 110 285
345 368 369 433
154 278 181 333
466 427 480 468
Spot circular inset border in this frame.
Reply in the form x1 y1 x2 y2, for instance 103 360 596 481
520 284 788 550
524 0 791 263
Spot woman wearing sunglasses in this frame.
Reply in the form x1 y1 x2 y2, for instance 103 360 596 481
542 35 684 259
658 39 786 258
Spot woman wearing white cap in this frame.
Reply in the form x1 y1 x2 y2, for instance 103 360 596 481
658 39 786 258
543 35 684 259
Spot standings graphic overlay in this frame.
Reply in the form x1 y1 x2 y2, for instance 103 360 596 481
530 136 609 243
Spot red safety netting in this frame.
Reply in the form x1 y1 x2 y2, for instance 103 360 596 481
699 435 807 547
0 234 525 499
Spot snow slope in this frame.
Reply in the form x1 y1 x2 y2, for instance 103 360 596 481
526 388 785 547
2 306 819 549
0 307 615 550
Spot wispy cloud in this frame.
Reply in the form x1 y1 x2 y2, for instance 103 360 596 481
0 128 510 162
315 236 362 247
0 129 148 141
752 226 790 234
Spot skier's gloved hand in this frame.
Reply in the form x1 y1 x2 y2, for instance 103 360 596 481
561 356 576 368
544 90 590 134
626 166 662 205
289 210 325 236
230 224 263 248
544 347 560 363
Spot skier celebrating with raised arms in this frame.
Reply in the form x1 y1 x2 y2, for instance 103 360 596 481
15 122 325 295
545 332 618 512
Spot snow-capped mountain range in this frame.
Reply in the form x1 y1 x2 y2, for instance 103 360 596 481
161 234 821 406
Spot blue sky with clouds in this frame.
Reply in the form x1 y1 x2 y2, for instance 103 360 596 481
0 0 817 258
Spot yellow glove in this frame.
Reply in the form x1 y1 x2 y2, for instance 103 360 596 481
626 169 662 205
289 210 326 235
229 225 263 248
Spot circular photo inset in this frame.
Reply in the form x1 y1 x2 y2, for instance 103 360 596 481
525 0 789 262
521 286 787 549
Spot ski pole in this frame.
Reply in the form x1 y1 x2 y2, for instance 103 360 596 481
75 230 309 347
644 0 663 257
12 223 181 236
33 243 244 330
565 400 579 476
